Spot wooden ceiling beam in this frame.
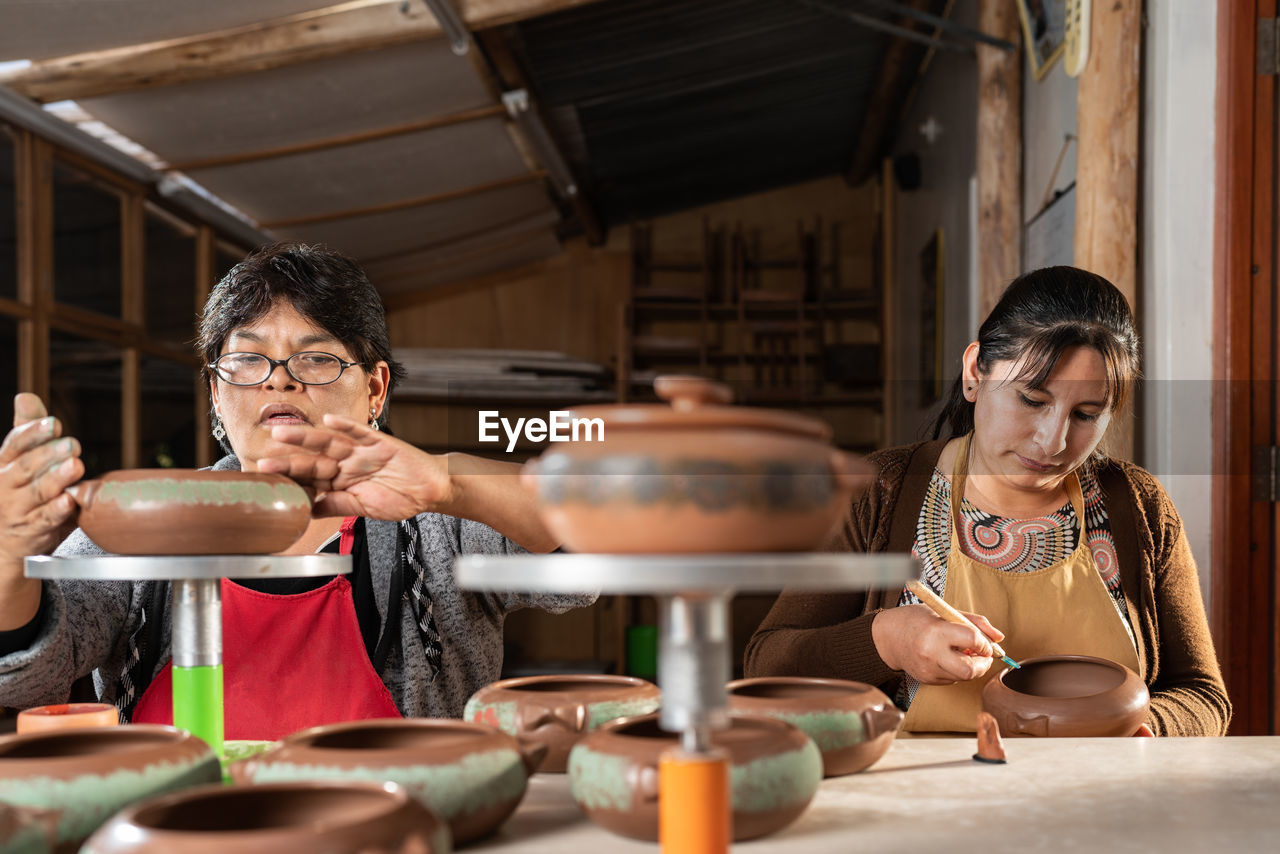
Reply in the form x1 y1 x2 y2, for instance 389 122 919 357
0 0 605 103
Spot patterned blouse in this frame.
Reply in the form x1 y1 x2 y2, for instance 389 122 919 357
895 465 1135 709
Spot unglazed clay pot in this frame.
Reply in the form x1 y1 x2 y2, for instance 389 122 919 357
230 718 544 845
16 702 119 733
568 712 822 841
982 654 1150 737
521 375 874 553
0 724 220 853
464 674 661 773
726 676 903 776
81 781 450 854
66 469 310 555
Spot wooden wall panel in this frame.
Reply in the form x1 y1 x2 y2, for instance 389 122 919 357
976 0 1022 320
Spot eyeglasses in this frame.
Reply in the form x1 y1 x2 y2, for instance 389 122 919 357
209 351 360 386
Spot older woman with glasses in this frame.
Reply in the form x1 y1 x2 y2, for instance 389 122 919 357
0 243 592 738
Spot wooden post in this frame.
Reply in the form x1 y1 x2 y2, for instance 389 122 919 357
194 227 216 469
879 158 896 446
1074 0 1141 462
976 0 1022 320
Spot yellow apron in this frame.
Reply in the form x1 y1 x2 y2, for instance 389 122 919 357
901 433 1140 734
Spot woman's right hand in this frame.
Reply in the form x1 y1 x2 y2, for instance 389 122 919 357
0 394 83 580
871 603 1004 684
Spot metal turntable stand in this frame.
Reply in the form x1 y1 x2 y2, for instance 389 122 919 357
25 553 349 758
455 552 916 853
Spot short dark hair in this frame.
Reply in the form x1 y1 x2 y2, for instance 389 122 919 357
198 243 407 435
929 266 1140 444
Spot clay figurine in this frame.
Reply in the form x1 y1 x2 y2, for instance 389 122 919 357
973 711 1007 764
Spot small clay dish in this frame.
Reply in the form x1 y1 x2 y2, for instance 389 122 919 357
568 712 822 841
230 717 544 845
982 654 1150 737
66 469 310 555
80 780 450 854
17 702 119 733
521 375 874 553
465 674 661 773
0 724 221 852
726 676 903 775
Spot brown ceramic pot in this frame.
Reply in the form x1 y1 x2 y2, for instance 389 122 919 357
567 712 822 841
982 654 1150 737
521 375 874 553
66 469 311 555
0 724 221 853
80 781 450 854
726 676 903 776
0 803 59 854
230 718 543 845
464 674 661 773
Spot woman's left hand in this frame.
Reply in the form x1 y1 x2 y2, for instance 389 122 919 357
256 414 454 519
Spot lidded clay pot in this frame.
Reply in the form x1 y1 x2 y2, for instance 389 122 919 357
464 674 661 773
982 654 1150 737
567 712 822 842
521 375 874 553
0 724 220 852
726 676 903 776
229 718 544 845
66 469 311 555
80 780 450 854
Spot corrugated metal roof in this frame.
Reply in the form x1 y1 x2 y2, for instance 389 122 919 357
512 0 897 223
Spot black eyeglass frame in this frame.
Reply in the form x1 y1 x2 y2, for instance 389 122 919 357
209 351 362 387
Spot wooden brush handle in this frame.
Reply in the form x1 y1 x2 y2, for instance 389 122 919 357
905 579 1009 659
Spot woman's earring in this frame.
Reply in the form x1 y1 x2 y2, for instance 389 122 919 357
370 408 380 432
212 416 226 442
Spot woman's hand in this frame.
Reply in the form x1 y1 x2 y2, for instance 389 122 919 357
0 394 83 629
256 414 454 520
871 603 1005 684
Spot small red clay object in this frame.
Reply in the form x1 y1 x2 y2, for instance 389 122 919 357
973 711 1007 764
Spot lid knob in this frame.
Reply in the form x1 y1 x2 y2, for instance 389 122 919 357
653 375 734 412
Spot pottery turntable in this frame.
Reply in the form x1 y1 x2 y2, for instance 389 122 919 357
24 553 349 758
455 553 915 853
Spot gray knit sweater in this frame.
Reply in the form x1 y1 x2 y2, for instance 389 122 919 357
0 456 595 719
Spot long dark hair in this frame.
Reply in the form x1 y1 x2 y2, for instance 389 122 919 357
929 266 1140 442
198 243 407 439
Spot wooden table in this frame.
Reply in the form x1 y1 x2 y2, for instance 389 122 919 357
471 736 1280 852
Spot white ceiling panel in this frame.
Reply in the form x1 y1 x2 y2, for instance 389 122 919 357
0 0 337 61
274 181 556 260
78 40 490 164
188 118 532 224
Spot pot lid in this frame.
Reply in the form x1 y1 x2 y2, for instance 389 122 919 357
570 375 832 440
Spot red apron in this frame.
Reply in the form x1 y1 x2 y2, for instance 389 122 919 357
133 521 402 740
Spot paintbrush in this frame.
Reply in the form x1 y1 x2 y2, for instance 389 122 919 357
905 579 1021 670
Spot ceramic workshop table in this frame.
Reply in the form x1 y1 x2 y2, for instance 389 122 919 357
470 735 1280 853
24 554 349 758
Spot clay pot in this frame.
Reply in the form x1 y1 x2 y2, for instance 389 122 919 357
17 702 119 733
521 375 874 553
66 469 310 555
230 718 543 845
80 781 450 854
982 654 1150 737
726 676 903 776
464 674 661 773
567 712 822 841
0 724 221 853
0 803 59 854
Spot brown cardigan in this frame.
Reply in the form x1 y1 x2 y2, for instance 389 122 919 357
745 438 1232 736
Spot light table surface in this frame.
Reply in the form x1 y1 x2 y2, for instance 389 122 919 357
472 736 1280 853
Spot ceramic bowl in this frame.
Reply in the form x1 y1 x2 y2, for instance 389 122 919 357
0 724 220 852
465 674 661 773
230 718 544 845
726 676 903 776
16 702 119 733
521 375 873 553
66 469 311 555
568 712 822 841
80 780 450 854
982 654 1150 737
